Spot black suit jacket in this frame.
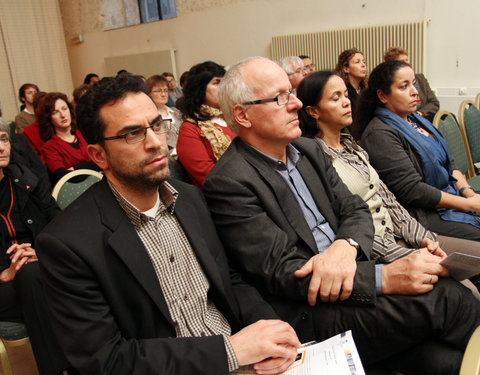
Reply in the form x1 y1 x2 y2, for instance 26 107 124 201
203 137 376 308
36 178 277 375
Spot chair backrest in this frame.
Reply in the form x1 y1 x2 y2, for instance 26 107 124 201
433 110 471 177
460 325 480 375
459 100 480 168
52 169 103 210
475 93 480 109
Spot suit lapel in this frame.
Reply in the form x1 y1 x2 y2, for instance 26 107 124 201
237 140 318 254
93 180 174 326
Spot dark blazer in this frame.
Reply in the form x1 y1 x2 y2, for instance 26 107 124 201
36 178 277 375
203 137 376 308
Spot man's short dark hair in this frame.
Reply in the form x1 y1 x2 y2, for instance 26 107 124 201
299 55 310 59
18 83 39 102
76 74 148 145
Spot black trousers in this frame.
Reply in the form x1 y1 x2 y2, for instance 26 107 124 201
270 278 480 375
0 262 70 375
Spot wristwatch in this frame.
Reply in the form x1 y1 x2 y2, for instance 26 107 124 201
346 238 359 250
459 185 473 195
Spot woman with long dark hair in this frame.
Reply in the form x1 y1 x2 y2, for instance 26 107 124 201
176 61 235 187
38 92 98 183
354 60 480 241
334 48 367 114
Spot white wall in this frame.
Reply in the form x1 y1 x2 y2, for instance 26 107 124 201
64 0 426 86
424 0 480 114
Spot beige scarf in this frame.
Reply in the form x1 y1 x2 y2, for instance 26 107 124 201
185 105 232 161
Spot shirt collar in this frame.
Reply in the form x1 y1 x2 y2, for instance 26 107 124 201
246 143 300 172
108 178 179 229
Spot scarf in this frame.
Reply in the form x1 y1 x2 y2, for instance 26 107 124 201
374 107 480 227
185 105 231 161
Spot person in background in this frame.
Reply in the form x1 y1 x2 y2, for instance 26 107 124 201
299 55 315 74
83 73 99 86
176 61 234 187
335 48 367 115
37 92 99 183
72 84 90 106
15 83 39 134
163 72 183 108
146 75 182 155
279 56 307 89
384 46 440 122
354 60 480 242
21 91 47 159
0 121 73 375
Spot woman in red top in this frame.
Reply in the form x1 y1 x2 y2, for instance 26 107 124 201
177 62 235 188
38 92 99 183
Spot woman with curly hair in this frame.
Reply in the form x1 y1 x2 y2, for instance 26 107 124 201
38 92 99 183
334 48 367 115
177 61 235 187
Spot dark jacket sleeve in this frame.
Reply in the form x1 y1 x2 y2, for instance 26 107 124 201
361 117 442 209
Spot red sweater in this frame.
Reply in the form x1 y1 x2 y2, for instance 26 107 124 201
22 121 44 159
41 130 91 174
177 121 235 188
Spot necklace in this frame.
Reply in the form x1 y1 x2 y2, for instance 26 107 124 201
406 117 430 137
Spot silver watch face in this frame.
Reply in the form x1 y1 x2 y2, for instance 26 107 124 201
347 238 359 248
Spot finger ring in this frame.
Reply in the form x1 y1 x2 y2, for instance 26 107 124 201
429 275 433 284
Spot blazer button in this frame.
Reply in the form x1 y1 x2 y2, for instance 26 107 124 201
375 208 380 212
381 220 386 225
26 219 33 224
301 312 309 320
369 184 374 189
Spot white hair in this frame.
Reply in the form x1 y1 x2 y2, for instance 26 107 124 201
278 56 303 75
218 56 271 134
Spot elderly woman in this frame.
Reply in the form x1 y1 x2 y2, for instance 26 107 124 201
177 61 235 187
384 46 439 122
296 70 480 293
0 120 72 374
354 60 480 242
334 48 367 114
37 92 99 183
146 74 182 155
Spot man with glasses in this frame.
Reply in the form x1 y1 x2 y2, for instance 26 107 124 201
279 56 307 89
203 57 480 374
36 74 301 374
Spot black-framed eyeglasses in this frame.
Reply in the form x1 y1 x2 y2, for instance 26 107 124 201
100 117 172 144
241 88 297 106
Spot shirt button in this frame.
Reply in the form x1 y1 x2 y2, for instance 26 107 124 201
301 312 309 320
14 179 19 183
381 220 386 225
375 208 380 213
200 331 206 337
26 219 33 224
369 184 374 189
169 255 175 263
184 295 188 301
372 196 377 201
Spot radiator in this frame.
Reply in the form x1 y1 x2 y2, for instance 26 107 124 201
271 21 426 74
